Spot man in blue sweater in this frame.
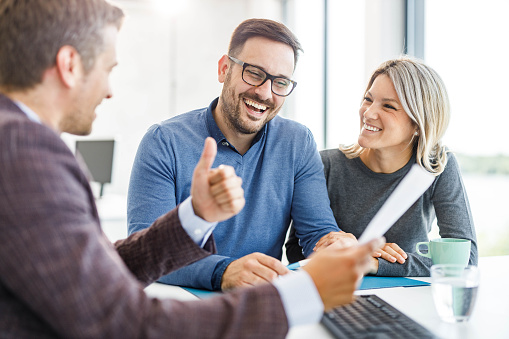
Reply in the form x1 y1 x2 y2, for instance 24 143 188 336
128 18 355 291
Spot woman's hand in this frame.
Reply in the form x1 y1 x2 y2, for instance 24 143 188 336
373 243 407 264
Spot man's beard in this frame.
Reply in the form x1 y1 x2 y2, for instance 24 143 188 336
219 72 280 135
60 109 94 136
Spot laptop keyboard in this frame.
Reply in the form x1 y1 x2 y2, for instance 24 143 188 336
321 294 438 339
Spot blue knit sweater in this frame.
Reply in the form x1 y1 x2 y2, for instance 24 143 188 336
127 98 339 290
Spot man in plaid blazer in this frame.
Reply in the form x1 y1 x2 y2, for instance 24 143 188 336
0 0 383 338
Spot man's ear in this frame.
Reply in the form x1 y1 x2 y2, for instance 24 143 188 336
218 54 230 84
55 45 82 88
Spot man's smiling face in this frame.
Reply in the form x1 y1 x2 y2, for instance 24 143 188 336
218 36 295 135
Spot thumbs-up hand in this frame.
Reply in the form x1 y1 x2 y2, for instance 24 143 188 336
191 137 245 222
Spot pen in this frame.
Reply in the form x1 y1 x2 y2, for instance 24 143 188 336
287 259 310 271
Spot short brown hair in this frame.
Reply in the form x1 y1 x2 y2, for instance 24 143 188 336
0 0 124 91
228 18 303 69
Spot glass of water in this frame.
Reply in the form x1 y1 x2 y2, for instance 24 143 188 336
431 264 480 323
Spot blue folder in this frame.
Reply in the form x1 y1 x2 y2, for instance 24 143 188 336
359 276 429 290
181 276 429 299
181 287 220 299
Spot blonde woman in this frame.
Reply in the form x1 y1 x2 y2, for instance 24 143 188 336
286 56 478 276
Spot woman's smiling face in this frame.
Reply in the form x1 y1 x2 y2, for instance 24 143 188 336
357 74 417 156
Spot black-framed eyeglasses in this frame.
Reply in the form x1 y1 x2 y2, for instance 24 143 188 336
228 56 297 97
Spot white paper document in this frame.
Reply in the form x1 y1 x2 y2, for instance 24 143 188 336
358 164 435 244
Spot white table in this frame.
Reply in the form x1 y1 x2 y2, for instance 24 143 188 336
144 256 509 339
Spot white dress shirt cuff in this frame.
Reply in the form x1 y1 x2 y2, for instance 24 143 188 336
273 270 324 328
178 196 217 247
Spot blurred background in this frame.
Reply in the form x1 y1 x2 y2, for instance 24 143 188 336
65 0 509 256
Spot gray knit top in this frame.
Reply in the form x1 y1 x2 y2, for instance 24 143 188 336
286 149 478 276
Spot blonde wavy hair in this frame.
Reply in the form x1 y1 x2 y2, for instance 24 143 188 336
340 56 450 175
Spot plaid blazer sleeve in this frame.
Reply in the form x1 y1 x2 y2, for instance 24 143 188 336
0 106 288 338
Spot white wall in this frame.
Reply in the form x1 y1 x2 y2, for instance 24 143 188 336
364 0 406 77
325 0 367 149
327 0 405 150
287 0 406 150
64 0 284 197
64 0 407 197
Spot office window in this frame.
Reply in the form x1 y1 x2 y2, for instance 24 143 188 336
425 0 509 256
287 0 406 150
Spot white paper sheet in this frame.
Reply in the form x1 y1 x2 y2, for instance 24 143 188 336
358 164 435 244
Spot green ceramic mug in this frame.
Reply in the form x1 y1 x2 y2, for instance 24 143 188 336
416 238 471 266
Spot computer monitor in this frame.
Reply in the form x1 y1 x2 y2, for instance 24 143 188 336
75 139 115 198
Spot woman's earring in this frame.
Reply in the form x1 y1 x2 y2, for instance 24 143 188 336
414 131 419 136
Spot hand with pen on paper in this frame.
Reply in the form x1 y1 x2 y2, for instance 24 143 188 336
221 252 290 290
